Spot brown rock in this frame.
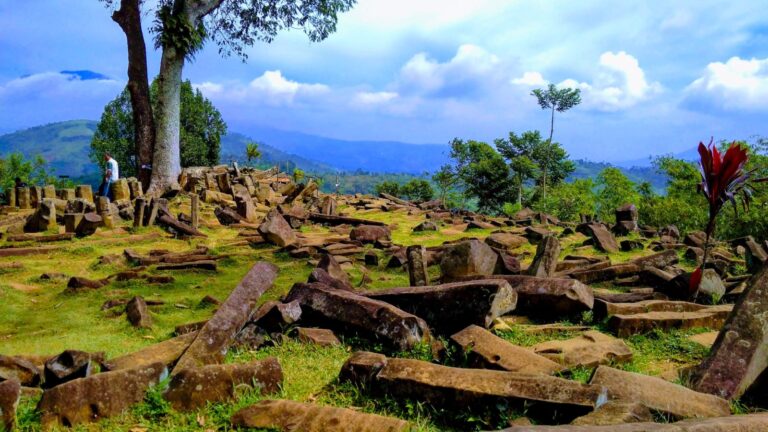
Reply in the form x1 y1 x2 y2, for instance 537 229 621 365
451 325 563 374
485 232 526 250
164 358 282 411
527 235 560 277
316 254 351 287
569 263 640 284
583 223 620 253
0 379 21 432
406 245 429 286
497 413 768 431
251 300 303 332
594 299 714 320
43 350 100 389
350 224 391 244
590 366 730 419
632 249 679 269
607 306 733 337
285 283 431 350
156 260 217 271
104 332 197 371
38 363 164 429
231 399 411 432
173 262 278 373
126 296 152 328
532 331 632 368
258 210 297 247
296 327 341 346
440 239 499 282
0 355 41 387
571 401 652 426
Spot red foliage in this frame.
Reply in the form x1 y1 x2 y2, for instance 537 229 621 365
697 139 751 216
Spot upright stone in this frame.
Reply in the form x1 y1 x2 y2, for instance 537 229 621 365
406 245 429 286
0 379 20 432
16 187 30 209
583 223 620 253
527 235 560 277
320 195 337 215
235 194 259 223
57 188 76 200
111 179 130 201
29 185 42 207
64 213 84 233
96 196 114 228
143 198 160 226
440 239 499 282
173 262 278 373
38 198 58 231
690 263 768 400
190 194 200 229
75 185 94 203
127 178 143 199
133 198 147 228
258 209 297 247
7 186 16 207
126 296 152 328
42 184 56 199
215 172 232 193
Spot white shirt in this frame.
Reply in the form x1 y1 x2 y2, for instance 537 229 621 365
107 158 119 181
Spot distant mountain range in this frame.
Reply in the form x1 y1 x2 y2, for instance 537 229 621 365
1 119 689 191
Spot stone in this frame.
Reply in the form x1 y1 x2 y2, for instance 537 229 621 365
527 235 560 277
590 366 730 419
406 245 429 286
524 226 553 243
316 254 351 288
582 223 619 253
296 327 341 346
164 358 282 411
126 296 152 328
104 332 197 371
320 196 337 216
38 363 164 429
684 231 707 248
156 260 217 271
251 300 303 332
440 239 499 282
500 414 768 431
688 331 719 348
495 250 522 274
632 249 679 269
571 401 652 426
698 269 726 301
235 194 259 223
0 379 20 432
569 264 641 284
64 213 83 234
133 198 146 228
233 323 270 350
66 276 108 292
75 185 93 203
16 187 30 209
127 178 143 199
744 239 768 273
413 221 438 232
690 263 768 400
43 350 100 389
231 399 411 432
364 279 517 335
349 225 391 244
308 268 354 291
364 251 379 266
485 232 527 250
190 194 199 229
258 209 297 247
594 299 711 320
214 206 244 225
309 213 387 227
621 240 644 251
173 262 278 373
532 331 633 368
451 325 563 374
608 306 733 337
0 355 41 387
341 353 602 414
111 179 130 201
285 283 431 350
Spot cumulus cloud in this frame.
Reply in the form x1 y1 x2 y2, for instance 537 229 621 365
513 51 661 111
397 44 501 98
684 56 768 111
196 70 329 106
353 91 398 105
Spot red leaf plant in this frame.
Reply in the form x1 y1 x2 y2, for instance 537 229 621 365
690 139 766 296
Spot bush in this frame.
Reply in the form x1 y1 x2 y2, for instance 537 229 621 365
374 180 401 197
400 179 434 202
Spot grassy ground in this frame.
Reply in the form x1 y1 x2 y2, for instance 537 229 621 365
0 199 727 431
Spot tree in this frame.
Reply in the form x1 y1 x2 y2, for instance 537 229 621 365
91 80 226 176
531 83 581 199
100 0 357 196
595 167 640 221
432 164 457 205
293 168 305 184
496 130 541 206
0 153 60 197
533 178 596 222
401 179 434 202
245 141 261 165
450 138 514 214
375 181 400 197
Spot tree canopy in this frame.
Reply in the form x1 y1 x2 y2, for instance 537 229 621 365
450 138 514 213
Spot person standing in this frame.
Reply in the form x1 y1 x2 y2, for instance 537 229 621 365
99 153 119 200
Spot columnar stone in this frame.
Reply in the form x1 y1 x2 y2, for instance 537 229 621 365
43 350 99 389
103 332 197 371
143 198 161 226
406 245 429 286
528 235 560 277
690 263 768 400
57 188 76 200
29 185 42 207
215 172 232 193
133 198 147 228
38 198 58 231
235 194 259 223
0 355 41 386
127 178 142 199
7 186 16 207
320 195 337 215
532 330 633 368
42 184 56 199
96 196 114 228
439 239 499 282
258 210 297 247
0 379 21 432
190 194 199 229
16 187 30 209
64 213 84 233
75 185 94 203
126 296 152 328
111 179 130 201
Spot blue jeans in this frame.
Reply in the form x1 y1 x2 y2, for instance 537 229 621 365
99 179 112 200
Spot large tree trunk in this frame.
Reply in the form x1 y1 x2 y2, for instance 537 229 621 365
112 0 154 192
147 45 184 196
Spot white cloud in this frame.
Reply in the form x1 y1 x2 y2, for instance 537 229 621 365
397 44 501 97
685 56 768 111
353 91 398 105
513 51 661 111
660 10 693 31
195 70 329 106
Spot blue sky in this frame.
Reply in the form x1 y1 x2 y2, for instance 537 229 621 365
1 0 767 162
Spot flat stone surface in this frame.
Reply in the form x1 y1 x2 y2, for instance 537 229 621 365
570 401 652 426
440 239 499 281
363 279 517 335
231 399 411 432
0 355 41 387
528 235 560 277
296 327 341 346
0 379 20 432
38 363 165 429
594 299 714 320
164 358 282 411
688 331 719 348
495 413 768 431
607 306 733 337
589 366 730 419
258 209 297 247
451 325 564 374
104 332 197 371
173 262 278 373
532 331 633 368
286 283 431 350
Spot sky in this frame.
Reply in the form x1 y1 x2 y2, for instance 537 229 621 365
1 0 767 163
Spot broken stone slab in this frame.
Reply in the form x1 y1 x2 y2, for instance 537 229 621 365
258 209 297 247
485 232 527 250
286 283 431 351
590 366 730 419
0 355 41 387
173 262 278 373
0 379 20 432
43 350 102 389
250 300 302 333
593 299 714 320
309 213 387 227
341 352 602 414
451 325 563 374
38 362 165 429
231 399 411 432
632 249 680 269
296 327 341 346
581 223 619 253
164 357 282 411
156 260 217 271
308 268 354 291
406 245 429 286
363 279 517 335
350 225 391 244
440 239 499 282
571 400 652 426
126 296 152 329
459 275 594 317
688 331 719 348
315 253 351 288
494 413 768 431
569 263 641 284
607 305 733 337
690 262 768 400
697 269 726 301
103 332 197 371
532 330 632 368
527 235 560 277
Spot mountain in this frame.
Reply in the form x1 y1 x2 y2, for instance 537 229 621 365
220 132 335 173
238 125 451 174
569 159 668 192
613 147 700 168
